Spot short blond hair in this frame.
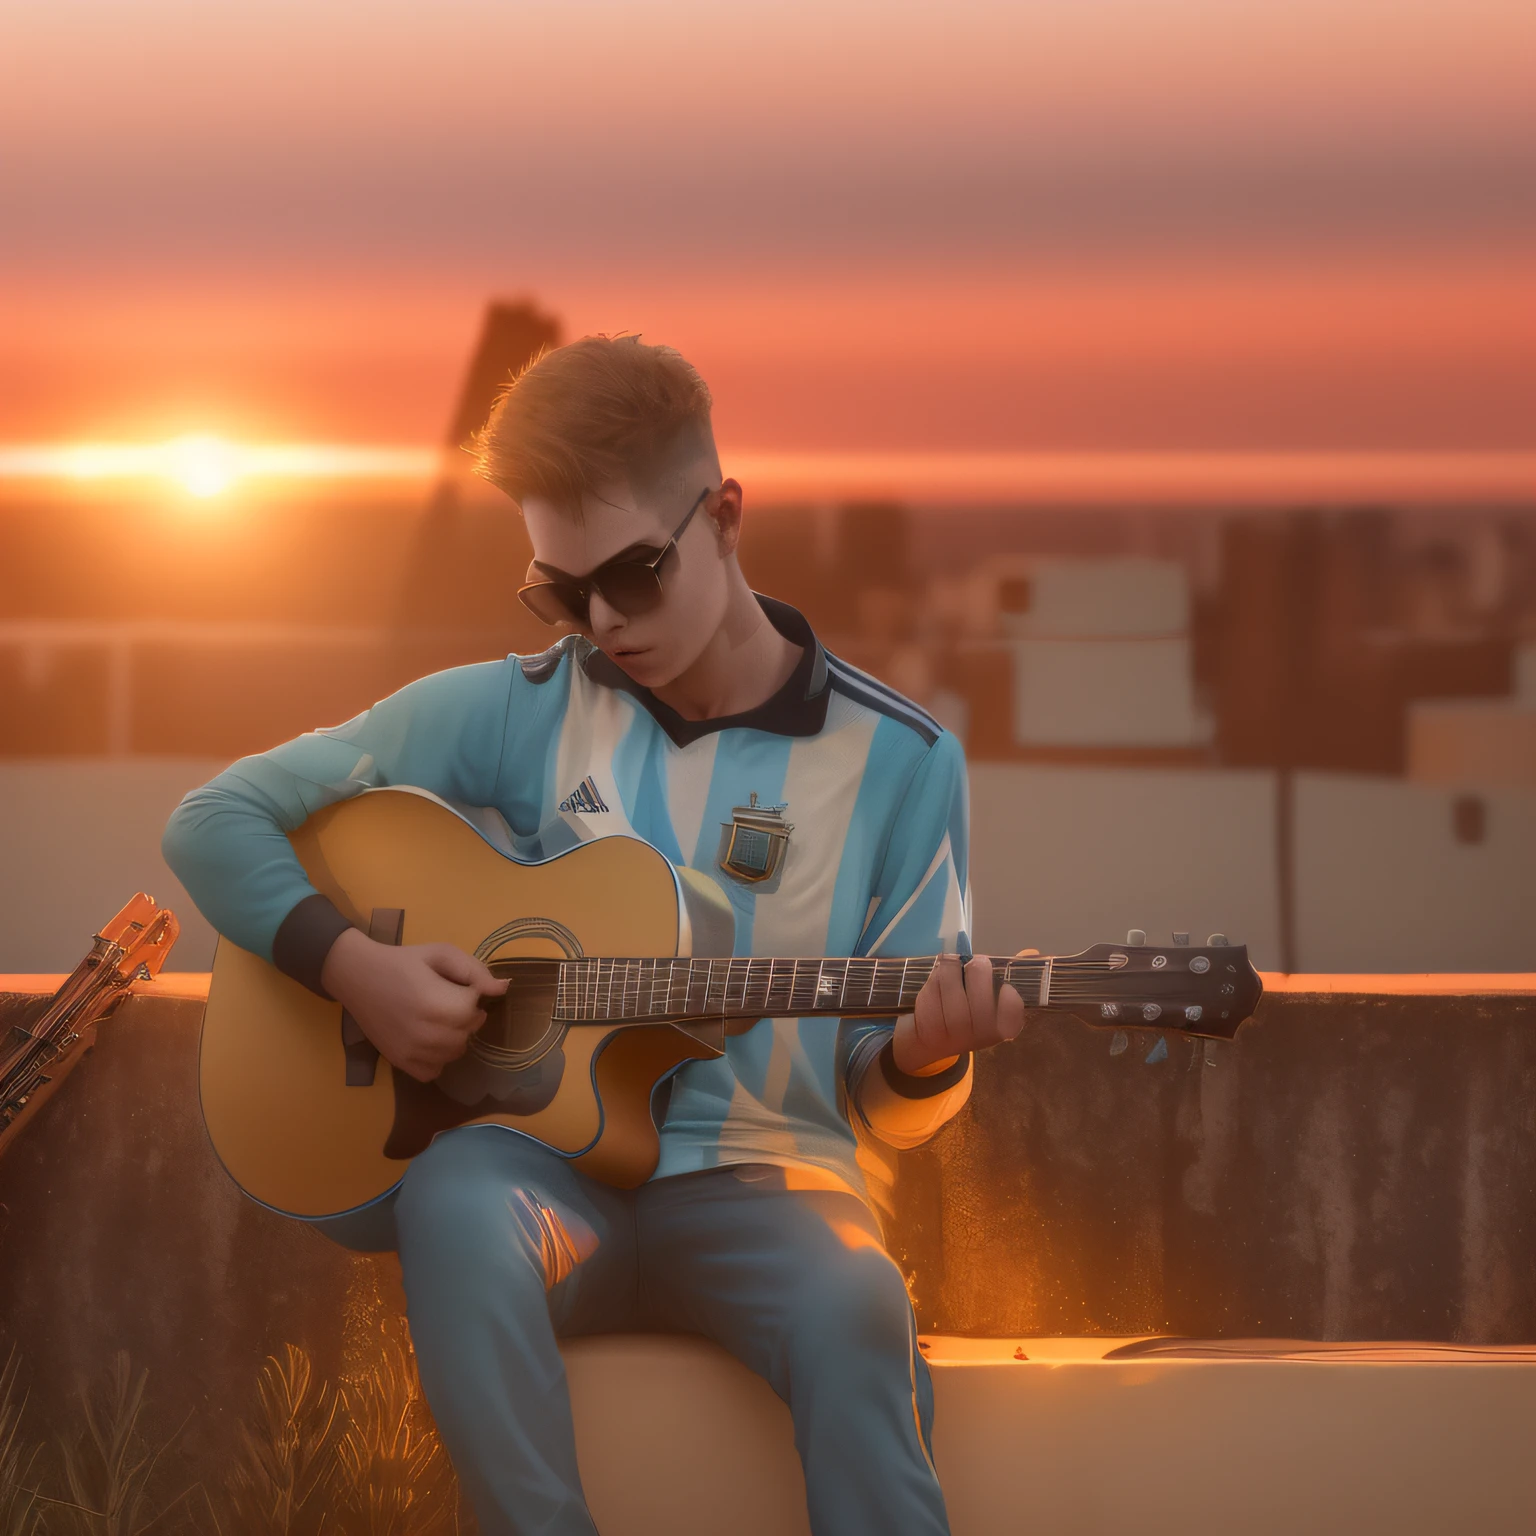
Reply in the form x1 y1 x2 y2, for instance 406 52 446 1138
470 334 714 512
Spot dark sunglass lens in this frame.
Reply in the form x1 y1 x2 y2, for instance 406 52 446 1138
518 582 588 627
592 564 666 617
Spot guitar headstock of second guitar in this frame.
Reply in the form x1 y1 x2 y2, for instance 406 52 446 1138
94 894 181 985
1046 930 1263 1041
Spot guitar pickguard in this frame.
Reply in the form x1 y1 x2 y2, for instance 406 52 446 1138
384 1047 567 1159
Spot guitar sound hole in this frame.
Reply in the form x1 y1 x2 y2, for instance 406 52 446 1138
471 958 565 1070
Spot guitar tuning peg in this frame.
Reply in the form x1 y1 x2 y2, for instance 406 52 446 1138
1207 933 1229 947
1173 932 1190 945
1126 929 1146 946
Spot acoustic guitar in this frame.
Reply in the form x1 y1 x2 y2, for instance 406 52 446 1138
200 788 1263 1219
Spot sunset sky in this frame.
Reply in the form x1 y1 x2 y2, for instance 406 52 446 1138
4 0 1534 457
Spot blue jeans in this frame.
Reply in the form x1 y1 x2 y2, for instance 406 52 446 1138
318 1127 950 1536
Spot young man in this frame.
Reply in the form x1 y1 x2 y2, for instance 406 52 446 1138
163 336 1026 1536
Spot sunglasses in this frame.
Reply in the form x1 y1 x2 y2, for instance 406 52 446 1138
517 487 712 628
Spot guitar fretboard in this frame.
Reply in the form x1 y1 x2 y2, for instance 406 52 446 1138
551 955 1050 1022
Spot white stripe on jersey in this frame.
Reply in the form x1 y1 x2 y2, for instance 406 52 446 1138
663 732 720 871
552 675 639 841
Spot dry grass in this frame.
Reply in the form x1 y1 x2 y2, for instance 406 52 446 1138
43 1352 200 1536
4 1336 470 1536
216 1344 342 1536
331 1337 462 1536
212 1334 469 1536
1 1348 45 1536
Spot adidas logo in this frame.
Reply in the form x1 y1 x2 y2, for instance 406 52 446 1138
559 775 610 814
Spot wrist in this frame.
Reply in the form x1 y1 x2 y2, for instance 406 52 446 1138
273 893 358 999
319 925 375 1005
891 1021 960 1077
900 1051 961 1077
879 1039 970 1099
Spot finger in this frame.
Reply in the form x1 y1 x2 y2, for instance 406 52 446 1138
435 996 489 1038
425 944 505 993
963 956 999 1045
910 974 951 1062
934 953 969 1044
996 982 1026 1041
927 946 964 1019
911 971 949 1058
1014 947 1040 957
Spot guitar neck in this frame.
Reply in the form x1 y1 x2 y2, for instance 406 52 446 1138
552 954 1055 1024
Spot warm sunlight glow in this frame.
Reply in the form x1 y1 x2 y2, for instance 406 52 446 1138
166 434 238 498
0 443 1532 506
0 439 441 496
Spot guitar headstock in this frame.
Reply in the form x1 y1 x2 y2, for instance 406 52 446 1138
1047 932 1262 1040
95 893 181 984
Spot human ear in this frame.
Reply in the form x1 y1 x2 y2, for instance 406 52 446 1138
710 480 744 555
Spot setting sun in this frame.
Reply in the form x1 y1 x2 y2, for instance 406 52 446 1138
165 435 238 498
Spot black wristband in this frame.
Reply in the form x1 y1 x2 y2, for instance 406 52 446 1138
271 893 357 999
878 1039 971 1100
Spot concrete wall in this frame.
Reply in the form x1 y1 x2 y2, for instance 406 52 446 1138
968 763 1282 965
0 759 224 971
1294 774 1536 971
2 760 1534 975
892 981 1536 1341
3 980 1535 1535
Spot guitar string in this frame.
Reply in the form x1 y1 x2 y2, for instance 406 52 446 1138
550 956 1221 1020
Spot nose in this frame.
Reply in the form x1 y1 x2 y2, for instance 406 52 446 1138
586 589 626 640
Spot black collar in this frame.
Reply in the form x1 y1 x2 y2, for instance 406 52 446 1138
582 595 831 747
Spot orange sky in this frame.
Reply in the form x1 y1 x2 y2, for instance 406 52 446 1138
4 0 1534 451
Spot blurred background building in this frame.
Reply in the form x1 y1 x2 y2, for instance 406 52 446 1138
3 301 1534 975
3 0 1534 975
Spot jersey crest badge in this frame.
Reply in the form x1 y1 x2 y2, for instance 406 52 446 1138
719 793 793 884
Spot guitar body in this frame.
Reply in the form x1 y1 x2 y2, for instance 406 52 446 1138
200 789 734 1220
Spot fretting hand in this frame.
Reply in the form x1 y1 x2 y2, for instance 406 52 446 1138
892 951 1038 1076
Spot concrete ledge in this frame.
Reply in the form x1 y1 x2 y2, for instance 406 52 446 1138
565 1333 1536 1536
18 969 1536 1001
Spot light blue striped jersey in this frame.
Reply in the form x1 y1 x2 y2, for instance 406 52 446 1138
163 598 972 1206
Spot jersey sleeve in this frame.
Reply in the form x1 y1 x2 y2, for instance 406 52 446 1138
161 658 520 984
840 728 976 1150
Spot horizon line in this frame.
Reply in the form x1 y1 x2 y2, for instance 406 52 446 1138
0 441 1532 506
